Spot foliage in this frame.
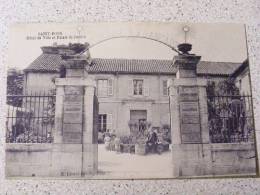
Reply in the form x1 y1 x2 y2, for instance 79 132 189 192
119 136 132 144
206 79 253 143
7 68 24 106
206 79 239 97
207 79 239 119
42 89 56 125
161 123 171 143
6 88 55 143
128 120 152 145
7 130 53 143
6 108 53 143
161 124 170 130
68 43 89 54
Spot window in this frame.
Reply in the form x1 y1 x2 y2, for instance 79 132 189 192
97 79 113 97
97 79 107 97
98 114 107 132
128 79 148 97
162 80 168 96
133 79 143 95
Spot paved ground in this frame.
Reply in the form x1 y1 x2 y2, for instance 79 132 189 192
97 144 172 179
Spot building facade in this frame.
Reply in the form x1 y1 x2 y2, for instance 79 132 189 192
231 59 251 95
23 46 246 137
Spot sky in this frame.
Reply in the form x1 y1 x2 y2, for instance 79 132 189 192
8 22 248 69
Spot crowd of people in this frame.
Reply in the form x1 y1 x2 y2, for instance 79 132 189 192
98 127 170 154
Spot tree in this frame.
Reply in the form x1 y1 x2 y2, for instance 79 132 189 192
207 79 239 97
206 79 244 143
7 68 24 106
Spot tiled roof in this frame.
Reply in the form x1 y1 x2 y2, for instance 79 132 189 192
196 61 241 76
24 53 241 76
24 54 64 72
230 59 249 78
86 58 177 74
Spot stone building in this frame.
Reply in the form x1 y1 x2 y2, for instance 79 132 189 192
231 59 251 95
23 46 246 137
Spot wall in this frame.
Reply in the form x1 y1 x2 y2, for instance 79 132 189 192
174 142 256 177
234 67 251 95
211 143 256 176
6 142 256 178
24 72 59 94
6 143 52 177
6 143 98 178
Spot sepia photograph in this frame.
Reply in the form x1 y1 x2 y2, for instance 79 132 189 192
5 22 257 179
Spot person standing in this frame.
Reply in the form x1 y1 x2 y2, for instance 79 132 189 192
146 129 158 153
104 133 111 151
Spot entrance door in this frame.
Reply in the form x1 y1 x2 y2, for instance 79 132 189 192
130 110 147 122
130 110 147 132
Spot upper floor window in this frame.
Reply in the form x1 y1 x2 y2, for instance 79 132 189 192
128 78 149 97
97 79 113 97
162 80 168 96
97 79 108 96
133 79 143 95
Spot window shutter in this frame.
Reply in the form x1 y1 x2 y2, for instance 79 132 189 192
144 79 149 97
97 80 100 96
108 79 113 96
128 79 133 96
107 114 113 132
163 80 168 96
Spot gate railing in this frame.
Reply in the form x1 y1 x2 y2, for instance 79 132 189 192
6 92 55 143
207 94 255 143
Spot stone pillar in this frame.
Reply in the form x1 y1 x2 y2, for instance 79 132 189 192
169 48 211 177
51 48 98 177
82 83 98 175
53 85 64 143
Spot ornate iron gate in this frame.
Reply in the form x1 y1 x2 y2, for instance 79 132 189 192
6 91 55 143
207 94 255 143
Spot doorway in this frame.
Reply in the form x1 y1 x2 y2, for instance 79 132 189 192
130 110 147 130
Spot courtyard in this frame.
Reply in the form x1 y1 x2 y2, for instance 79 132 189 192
97 144 172 179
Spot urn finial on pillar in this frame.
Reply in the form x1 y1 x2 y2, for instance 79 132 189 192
174 43 201 79
60 42 92 78
177 43 192 55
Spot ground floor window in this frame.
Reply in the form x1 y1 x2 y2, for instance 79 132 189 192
98 114 107 132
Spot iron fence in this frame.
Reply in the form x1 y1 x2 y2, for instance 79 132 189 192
6 91 55 143
207 94 255 143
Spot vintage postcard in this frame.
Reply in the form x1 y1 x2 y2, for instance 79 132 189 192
6 22 257 179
